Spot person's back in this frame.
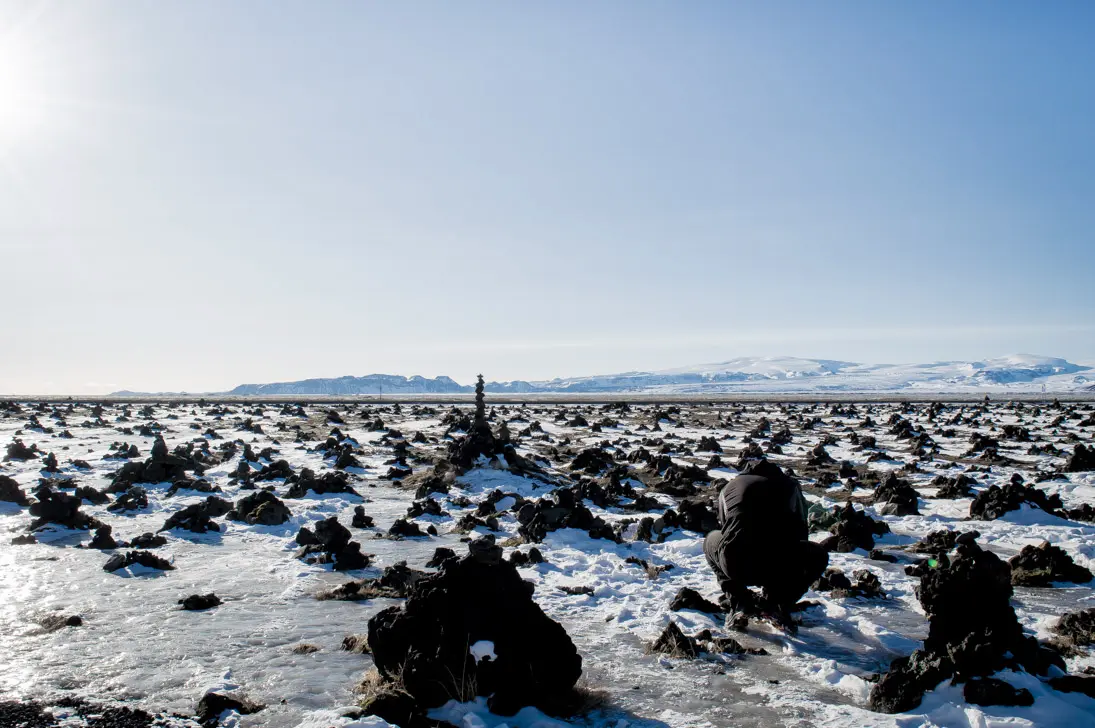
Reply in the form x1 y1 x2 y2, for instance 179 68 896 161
704 460 826 625
716 468 806 552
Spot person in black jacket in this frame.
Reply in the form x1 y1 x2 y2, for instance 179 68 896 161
703 460 828 628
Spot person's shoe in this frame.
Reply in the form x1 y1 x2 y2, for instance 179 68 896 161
757 590 799 633
720 590 756 631
757 603 798 634
725 609 749 631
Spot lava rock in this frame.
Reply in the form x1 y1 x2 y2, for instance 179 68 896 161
38 613 83 632
228 490 291 525
650 621 697 659
28 484 101 531
1048 675 1095 699
388 518 427 538
426 547 457 568
969 484 1062 521
669 587 723 614
1065 443 1095 473
869 536 1049 713
196 692 264 724
129 532 168 549
74 485 109 505
872 472 920 516
284 467 360 498
0 475 28 505
351 506 374 528
160 497 232 533
819 504 890 553
367 536 582 716
87 525 119 550
107 486 149 512
179 593 221 610
1009 542 1093 586
103 550 174 573
1053 608 1095 651
963 676 1034 707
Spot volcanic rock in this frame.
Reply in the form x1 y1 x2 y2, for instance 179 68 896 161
74 485 109 505
228 490 291 525
0 475 28 505
284 467 360 498
196 692 263 725
570 448 614 474
103 550 174 573
1065 444 1095 473
129 532 168 549
650 621 697 659
669 587 723 614
160 497 232 533
1053 608 1095 651
107 486 149 512
931 474 976 499
38 614 83 632
813 568 886 599
1048 675 1095 699
963 677 1034 707
969 484 1063 520
1009 542 1092 586
517 487 619 544
872 472 920 516
366 536 582 716
87 525 119 550
351 506 374 528
388 518 427 538
819 504 889 553
869 536 1053 713
179 593 221 610
4 439 40 461
28 484 101 531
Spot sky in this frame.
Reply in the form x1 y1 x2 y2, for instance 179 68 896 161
1 1 1093 394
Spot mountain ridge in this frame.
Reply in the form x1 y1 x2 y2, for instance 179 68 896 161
113 354 1095 395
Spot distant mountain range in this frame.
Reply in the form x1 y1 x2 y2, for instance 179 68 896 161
123 354 1093 396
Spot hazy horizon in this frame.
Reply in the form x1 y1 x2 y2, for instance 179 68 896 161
81 350 1095 396
2 2 1093 394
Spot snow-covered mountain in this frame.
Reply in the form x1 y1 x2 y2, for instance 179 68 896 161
520 355 1092 394
477 355 1089 394
227 374 468 396
118 354 1095 396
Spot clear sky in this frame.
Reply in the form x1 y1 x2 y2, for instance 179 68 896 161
1 1 1093 394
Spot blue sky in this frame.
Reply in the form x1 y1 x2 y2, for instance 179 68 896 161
1 1 1093 393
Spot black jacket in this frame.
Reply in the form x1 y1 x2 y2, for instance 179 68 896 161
716 470 807 553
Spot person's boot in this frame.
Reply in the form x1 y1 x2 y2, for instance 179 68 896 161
720 588 755 631
758 589 799 634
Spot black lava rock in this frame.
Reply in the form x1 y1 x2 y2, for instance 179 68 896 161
366 536 582 716
180 593 222 611
1009 542 1093 586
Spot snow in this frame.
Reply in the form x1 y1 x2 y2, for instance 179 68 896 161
2 399 1094 728
470 640 498 664
429 699 568 728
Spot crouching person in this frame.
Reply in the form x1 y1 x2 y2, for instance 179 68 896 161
704 460 828 631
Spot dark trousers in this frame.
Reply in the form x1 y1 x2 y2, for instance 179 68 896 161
704 530 828 609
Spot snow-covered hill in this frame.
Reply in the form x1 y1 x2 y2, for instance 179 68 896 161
524 355 1093 394
117 355 1095 396
227 374 469 396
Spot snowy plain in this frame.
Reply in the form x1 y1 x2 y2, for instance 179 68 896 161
1 397 1094 728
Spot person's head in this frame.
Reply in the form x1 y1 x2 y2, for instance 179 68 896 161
740 458 790 483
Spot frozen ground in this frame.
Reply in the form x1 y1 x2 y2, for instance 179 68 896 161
1 399 1094 727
